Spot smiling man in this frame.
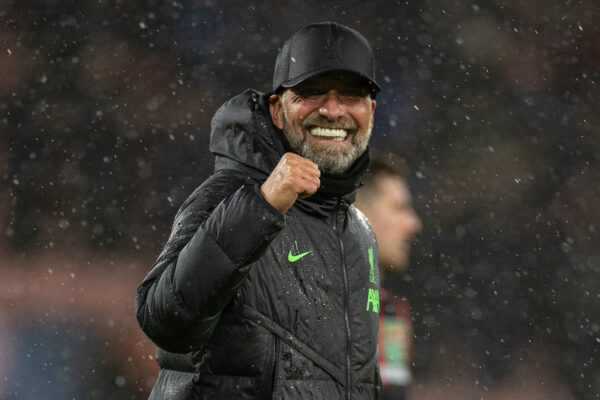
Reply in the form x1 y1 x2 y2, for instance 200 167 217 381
270 71 375 175
136 22 382 399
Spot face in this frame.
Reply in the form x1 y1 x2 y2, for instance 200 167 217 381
359 175 422 272
269 72 376 175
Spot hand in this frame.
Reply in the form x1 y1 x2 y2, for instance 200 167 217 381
260 153 321 213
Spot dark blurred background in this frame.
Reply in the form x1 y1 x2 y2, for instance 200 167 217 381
1 0 598 399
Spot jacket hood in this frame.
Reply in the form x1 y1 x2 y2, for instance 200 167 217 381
209 89 370 209
210 89 286 179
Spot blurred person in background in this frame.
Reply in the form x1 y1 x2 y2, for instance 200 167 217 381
355 153 422 400
136 22 384 399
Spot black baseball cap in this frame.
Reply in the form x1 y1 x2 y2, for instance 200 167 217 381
273 22 380 98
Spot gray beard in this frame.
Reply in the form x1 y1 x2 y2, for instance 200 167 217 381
282 115 369 175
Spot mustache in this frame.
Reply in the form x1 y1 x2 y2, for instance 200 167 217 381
301 114 358 132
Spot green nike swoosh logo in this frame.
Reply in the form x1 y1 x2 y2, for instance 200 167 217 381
288 250 312 262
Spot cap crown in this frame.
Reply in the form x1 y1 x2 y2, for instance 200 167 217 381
273 22 380 97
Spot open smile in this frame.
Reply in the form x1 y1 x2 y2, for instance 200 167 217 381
308 126 352 142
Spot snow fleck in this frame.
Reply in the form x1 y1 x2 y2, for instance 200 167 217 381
7 49 12 55
413 105 420 110
115 375 126 387
92 224 104 235
139 21 147 29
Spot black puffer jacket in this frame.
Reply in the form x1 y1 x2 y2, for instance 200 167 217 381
135 89 381 399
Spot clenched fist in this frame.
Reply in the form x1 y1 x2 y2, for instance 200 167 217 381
260 153 321 213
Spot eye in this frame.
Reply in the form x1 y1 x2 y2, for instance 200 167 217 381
295 88 326 98
340 89 369 98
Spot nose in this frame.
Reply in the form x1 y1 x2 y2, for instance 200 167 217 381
318 90 345 120
407 209 422 235
411 211 422 234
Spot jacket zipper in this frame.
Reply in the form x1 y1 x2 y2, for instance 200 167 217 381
270 335 281 395
333 198 352 400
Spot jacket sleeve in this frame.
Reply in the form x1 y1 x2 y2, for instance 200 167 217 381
135 180 284 353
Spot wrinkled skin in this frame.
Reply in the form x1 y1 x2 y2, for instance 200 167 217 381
269 72 376 175
260 152 321 213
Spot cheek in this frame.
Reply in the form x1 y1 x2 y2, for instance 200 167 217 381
379 213 406 240
373 214 395 238
351 105 373 127
286 105 310 127
382 220 400 241
297 106 319 123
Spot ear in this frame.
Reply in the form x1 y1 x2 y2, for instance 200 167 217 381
269 94 284 129
369 99 376 130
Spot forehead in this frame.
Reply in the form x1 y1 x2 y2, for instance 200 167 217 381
291 71 372 93
375 175 411 202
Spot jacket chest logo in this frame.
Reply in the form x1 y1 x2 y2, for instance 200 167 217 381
366 247 379 313
288 249 312 263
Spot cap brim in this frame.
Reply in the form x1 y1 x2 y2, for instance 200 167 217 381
279 68 381 98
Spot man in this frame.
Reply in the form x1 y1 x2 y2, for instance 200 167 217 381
136 22 383 399
354 154 422 400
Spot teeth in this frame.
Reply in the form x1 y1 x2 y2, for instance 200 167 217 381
310 127 348 140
